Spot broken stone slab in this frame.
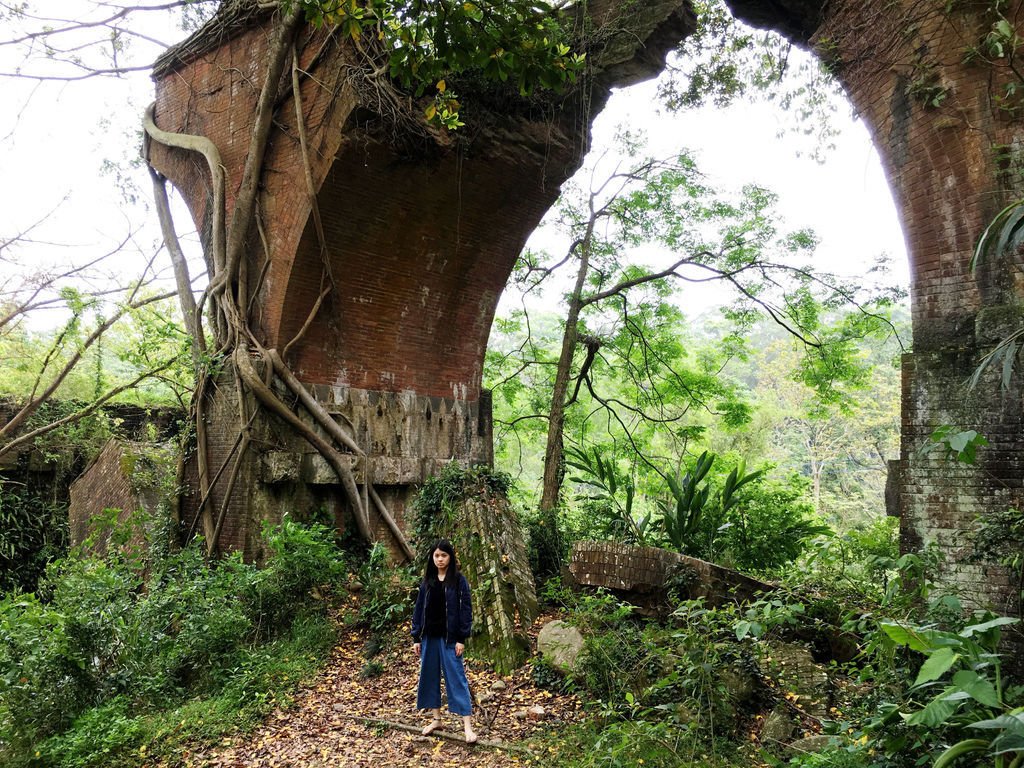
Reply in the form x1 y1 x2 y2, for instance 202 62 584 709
760 706 796 744
758 641 832 719
537 620 585 673
567 541 774 610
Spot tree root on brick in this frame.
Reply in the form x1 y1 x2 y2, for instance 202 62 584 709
143 8 417 560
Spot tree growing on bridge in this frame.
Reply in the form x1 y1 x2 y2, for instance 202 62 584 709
2 0 598 556
138 0 594 556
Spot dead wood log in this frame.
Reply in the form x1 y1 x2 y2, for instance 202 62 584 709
347 716 533 756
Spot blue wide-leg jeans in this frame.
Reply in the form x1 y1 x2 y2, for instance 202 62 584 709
417 635 473 715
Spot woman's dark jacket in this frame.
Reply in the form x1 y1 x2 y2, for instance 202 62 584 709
411 573 472 643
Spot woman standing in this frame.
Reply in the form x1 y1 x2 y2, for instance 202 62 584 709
411 540 478 744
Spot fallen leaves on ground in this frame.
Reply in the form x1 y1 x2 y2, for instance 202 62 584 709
172 612 583 767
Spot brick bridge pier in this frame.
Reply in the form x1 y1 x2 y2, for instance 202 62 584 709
146 0 1022 618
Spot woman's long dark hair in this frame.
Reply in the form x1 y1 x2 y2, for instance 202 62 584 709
423 539 460 586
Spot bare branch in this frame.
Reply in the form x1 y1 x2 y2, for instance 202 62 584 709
0 288 177 444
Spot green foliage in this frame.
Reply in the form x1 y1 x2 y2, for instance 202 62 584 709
257 517 347 628
359 659 385 680
0 516 345 761
411 461 511 550
905 75 949 109
566 446 648 545
774 747 866 768
661 456 826 571
791 518 901 605
33 614 336 768
563 440 826 571
489 130 903 531
716 475 830 572
284 0 584 126
970 507 1024 609
531 537 1016 768
548 716 713 768
733 596 807 642
968 323 1024 393
922 426 989 464
660 0 843 161
659 451 774 560
660 450 717 550
0 479 68 593
866 612 1023 768
355 542 417 635
530 653 567 691
525 505 567 583
0 295 192 408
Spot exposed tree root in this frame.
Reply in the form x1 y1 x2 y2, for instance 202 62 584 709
143 10 420 559
347 716 534 756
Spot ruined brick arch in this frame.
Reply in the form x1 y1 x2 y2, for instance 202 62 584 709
147 0 1022 618
729 0 1024 617
276 133 560 401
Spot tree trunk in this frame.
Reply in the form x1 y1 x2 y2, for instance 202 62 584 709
539 238 592 513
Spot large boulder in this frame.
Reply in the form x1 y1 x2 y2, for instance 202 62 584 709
537 619 585 672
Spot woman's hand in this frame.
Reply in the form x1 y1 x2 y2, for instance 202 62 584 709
455 642 464 657
413 642 421 657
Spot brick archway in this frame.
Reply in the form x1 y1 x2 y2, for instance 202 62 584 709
148 0 1022 618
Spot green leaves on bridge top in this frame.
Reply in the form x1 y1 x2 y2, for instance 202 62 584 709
285 0 585 127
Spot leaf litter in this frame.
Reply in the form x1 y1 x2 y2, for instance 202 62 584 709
170 612 582 767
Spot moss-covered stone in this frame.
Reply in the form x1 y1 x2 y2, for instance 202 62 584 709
413 464 537 674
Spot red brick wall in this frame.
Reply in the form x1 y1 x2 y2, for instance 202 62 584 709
68 440 141 555
149 19 585 403
279 139 561 399
812 1 1024 614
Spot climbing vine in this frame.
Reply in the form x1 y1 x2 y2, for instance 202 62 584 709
411 462 512 552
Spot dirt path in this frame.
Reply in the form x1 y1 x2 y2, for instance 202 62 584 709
183 618 582 767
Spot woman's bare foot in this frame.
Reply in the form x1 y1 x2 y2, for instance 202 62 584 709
462 715 478 744
422 716 443 736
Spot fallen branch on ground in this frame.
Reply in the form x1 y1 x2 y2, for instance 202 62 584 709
345 715 535 756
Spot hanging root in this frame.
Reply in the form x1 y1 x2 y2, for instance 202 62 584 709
144 10 415 561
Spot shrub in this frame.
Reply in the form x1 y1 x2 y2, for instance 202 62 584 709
356 542 417 636
0 516 345 756
0 592 93 742
676 471 829 572
411 461 511 551
525 506 567 584
0 482 68 593
251 518 346 630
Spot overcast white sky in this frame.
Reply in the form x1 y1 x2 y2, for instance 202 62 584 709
503 65 908 322
0 5 908 329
